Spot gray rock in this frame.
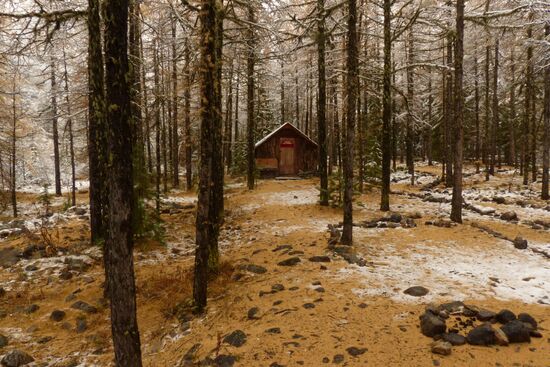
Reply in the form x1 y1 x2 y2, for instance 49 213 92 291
500 320 531 343
494 328 509 346
277 257 301 266
265 327 281 334
223 330 246 347
442 333 466 346
430 340 452 356
496 309 516 324
50 310 66 322
0 350 34 367
271 284 285 292
213 355 236 367
420 312 446 337
466 324 495 346
404 286 429 297
238 264 267 274
513 236 528 250
303 303 315 309
346 347 367 356
332 354 344 364
247 307 259 320
517 313 537 329
76 317 88 333
70 301 97 314
500 211 518 221
308 256 331 263
476 309 496 321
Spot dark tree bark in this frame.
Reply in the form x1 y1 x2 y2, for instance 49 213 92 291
11 77 17 218
62 48 76 207
380 0 392 212
184 41 193 190
484 44 490 179
450 0 464 223
51 59 62 196
171 15 180 188
341 0 357 245
474 47 481 164
426 76 433 166
246 3 256 190
103 0 143 364
489 39 499 175
209 1 224 272
194 0 220 312
543 22 550 200
224 59 234 170
129 0 147 234
523 25 533 186
87 0 107 245
154 42 161 216
509 47 517 166
234 66 240 142
317 0 328 206
406 30 415 185
444 38 454 187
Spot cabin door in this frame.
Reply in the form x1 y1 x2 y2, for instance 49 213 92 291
279 138 296 175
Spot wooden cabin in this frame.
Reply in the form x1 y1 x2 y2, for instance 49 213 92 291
255 123 318 177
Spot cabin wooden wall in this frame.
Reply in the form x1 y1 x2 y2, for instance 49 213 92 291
255 126 317 175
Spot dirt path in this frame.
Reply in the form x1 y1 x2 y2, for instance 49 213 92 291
0 170 548 366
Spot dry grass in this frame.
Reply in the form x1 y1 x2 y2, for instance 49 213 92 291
137 260 235 320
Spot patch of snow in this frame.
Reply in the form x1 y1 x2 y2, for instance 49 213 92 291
343 239 550 304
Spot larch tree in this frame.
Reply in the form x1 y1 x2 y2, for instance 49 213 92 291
341 0 358 246
380 0 392 212
450 0 464 223
103 0 143 364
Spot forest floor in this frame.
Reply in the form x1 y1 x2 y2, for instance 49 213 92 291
0 163 549 367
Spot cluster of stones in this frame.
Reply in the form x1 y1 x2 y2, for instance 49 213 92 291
358 213 420 229
419 301 542 356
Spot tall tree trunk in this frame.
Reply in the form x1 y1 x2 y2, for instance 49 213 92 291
444 38 454 186
51 59 62 196
224 59 234 170
509 47 517 167
484 43 491 179
184 41 193 190
62 48 76 207
154 42 161 216
11 77 17 218
474 47 481 165
406 30 415 185
129 0 146 234
103 0 143 364
542 22 549 200
450 0 464 223
171 15 180 188
489 39 499 175
194 0 219 312
523 24 533 186
341 0 357 245
209 2 224 272
246 4 256 190
380 0 392 212
317 0 328 206
427 76 433 166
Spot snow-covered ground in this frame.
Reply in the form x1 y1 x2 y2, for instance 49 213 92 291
345 238 549 304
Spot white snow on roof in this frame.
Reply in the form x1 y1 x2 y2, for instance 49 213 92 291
255 122 318 148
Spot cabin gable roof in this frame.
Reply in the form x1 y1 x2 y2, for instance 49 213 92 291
254 122 318 149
